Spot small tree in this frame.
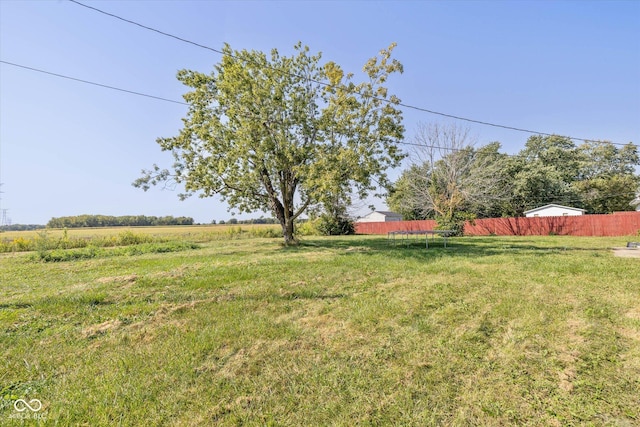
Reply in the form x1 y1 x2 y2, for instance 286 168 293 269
134 43 405 244
394 122 511 234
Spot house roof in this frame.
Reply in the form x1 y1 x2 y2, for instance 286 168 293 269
524 204 586 215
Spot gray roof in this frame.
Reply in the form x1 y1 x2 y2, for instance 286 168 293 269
375 211 402 217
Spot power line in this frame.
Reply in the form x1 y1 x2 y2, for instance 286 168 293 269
68 0 225 56
0 60 188 106
68 0 635 146
2 59 639 159
1 63 636 209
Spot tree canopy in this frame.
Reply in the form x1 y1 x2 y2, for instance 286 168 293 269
387 123 511 233
134 43 405 243
511 136 639 214
388 129 639 231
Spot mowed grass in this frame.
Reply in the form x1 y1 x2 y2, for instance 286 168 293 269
1 233 639 425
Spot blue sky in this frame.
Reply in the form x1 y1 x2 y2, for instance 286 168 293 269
1 0 639 225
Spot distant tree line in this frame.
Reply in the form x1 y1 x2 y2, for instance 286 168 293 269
0 224 46 231
47 215 194 228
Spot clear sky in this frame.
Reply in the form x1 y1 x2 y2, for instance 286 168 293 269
1 0 639 225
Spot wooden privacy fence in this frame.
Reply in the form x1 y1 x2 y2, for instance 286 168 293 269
355 212 640 237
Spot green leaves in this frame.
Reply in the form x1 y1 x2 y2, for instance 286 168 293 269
390 132 640 221
515 137 640 214
135 43 405 242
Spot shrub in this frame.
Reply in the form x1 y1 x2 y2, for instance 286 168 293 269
12 237 34 252
315 214 355 236
247 227 281 238
117 230 153 246
435 212 475 237
296 220 320 236
0 240 11 252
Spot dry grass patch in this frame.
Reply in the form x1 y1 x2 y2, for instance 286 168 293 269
557 318 587 393
95 274 139 284
612 247 640 258
82 319 123 339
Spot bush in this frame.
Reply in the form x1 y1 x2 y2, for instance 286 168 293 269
435 212 475 237
12 237 34 252
296 220 319 236
315 214 355 236
117 230 153 246
247 227 282 238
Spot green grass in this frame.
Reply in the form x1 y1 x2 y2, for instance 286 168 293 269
30 241 201 262
1 234 639 425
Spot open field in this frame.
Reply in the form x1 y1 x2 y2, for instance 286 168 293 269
0 224 280 241
0 225 281 253
1 233 639 425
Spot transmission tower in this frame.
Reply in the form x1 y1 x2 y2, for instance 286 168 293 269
0 183 4 228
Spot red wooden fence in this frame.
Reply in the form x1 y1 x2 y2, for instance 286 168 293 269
355 212 640 237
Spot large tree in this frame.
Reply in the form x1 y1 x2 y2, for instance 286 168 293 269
572 141 639 213
510 135 582 213
134 43 405 243
510 136 639 214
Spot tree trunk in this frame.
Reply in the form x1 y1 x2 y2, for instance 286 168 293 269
281 218 295 245
270 195 297 245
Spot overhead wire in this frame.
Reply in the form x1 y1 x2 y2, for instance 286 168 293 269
67 0 635 147
1 62 636 207
0 60 187 106
5 0 640 206
2 59 638 162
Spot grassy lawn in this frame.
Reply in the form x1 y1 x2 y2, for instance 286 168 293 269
1 234 639 425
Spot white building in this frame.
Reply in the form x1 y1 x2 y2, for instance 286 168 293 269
356 211 403 223
524 204 585 218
